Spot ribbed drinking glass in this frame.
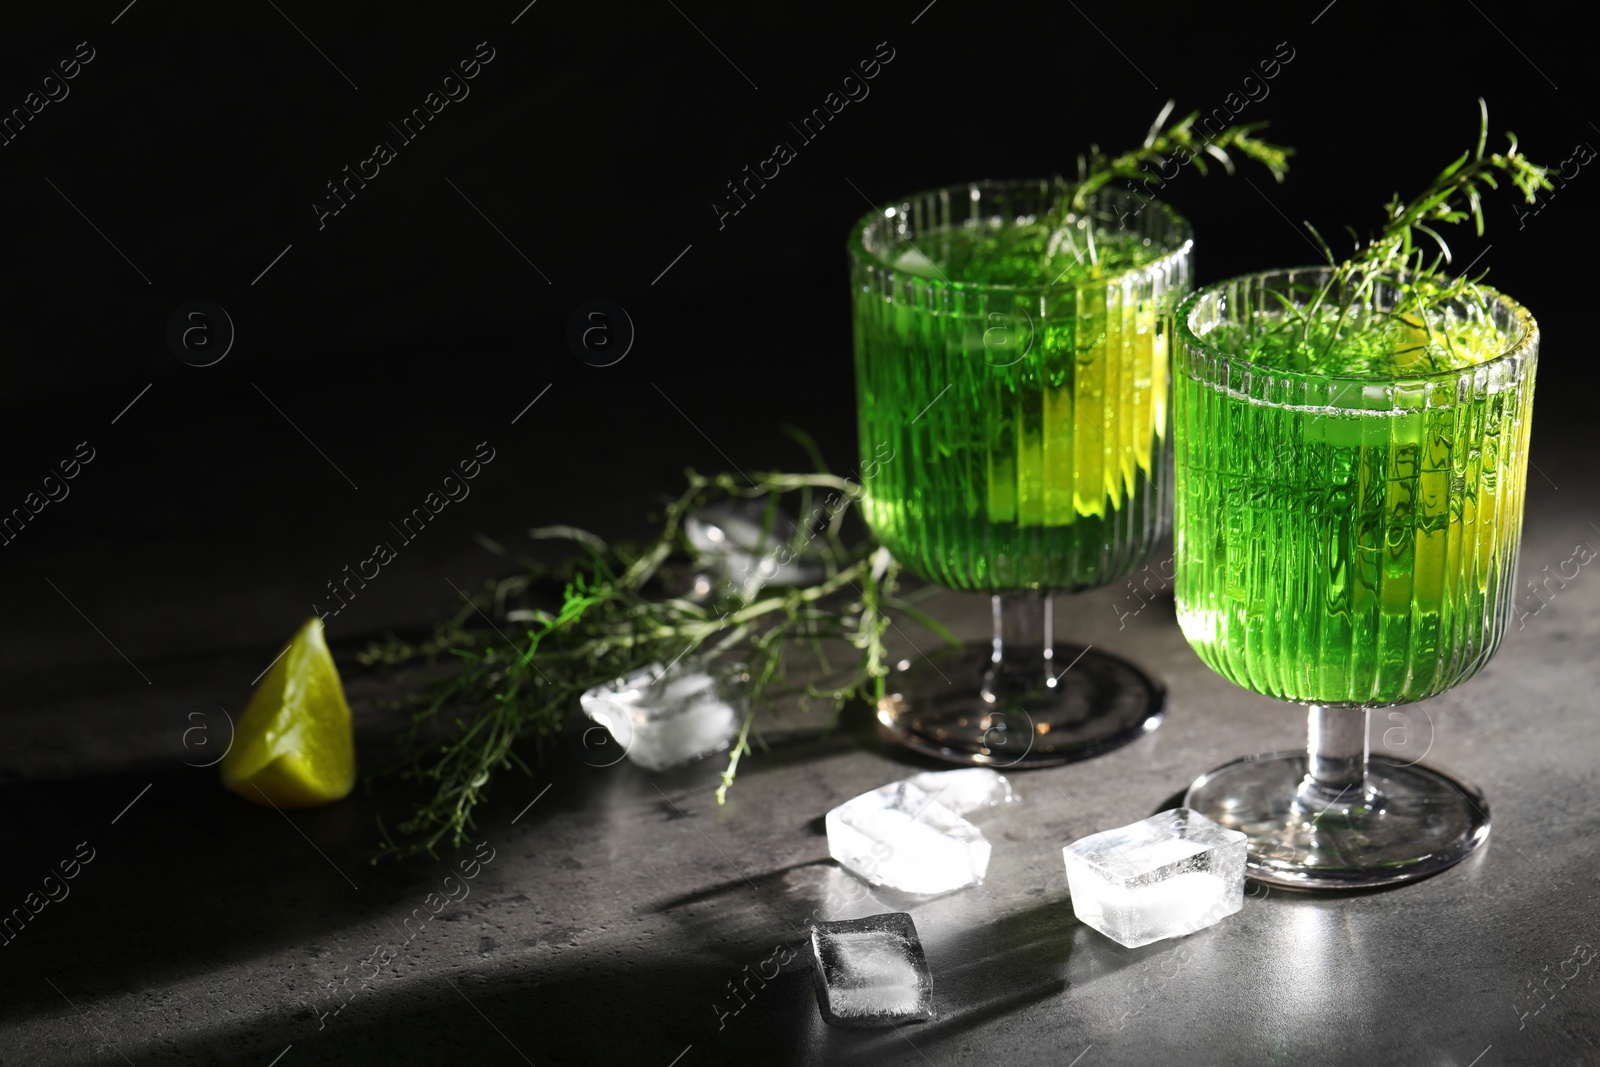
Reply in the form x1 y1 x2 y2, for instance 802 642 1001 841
1173 266 1537 888
849 179 1192 766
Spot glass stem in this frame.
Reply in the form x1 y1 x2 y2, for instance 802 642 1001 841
1301 704 1370 806
988 592 1055 692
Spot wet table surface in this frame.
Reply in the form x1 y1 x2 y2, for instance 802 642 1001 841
2 416 1597 1067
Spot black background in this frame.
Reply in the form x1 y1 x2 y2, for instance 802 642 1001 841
1 2 1594 1063
1 3 1591 661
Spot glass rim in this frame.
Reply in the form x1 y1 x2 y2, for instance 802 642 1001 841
845 177 1195 295
1174 265 1540 387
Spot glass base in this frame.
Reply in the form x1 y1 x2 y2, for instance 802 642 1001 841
1184 752 1491 890
875 643 1163 768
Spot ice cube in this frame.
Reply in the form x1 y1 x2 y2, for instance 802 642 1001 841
892 247 941 277
1063 808 1246 948
659 670 716 705
826 782 990 896
901 768 1016 816
579 662 745 772
810 912 935 1028
684 503 820 591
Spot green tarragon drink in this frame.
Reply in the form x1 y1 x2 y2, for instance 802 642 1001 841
1174 111 1545 890
850 182 1193 591
1174 273 1536 706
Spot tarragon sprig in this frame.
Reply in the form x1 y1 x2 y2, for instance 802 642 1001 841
1040 100 1291 270
1277 99 1551 367
1066 99 1292 210
364 450 950 861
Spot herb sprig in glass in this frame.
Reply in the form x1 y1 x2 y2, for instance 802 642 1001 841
1249 100 1551 374
1037 100 1292 273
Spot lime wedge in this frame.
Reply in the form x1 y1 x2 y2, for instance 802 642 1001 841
222 617 356 807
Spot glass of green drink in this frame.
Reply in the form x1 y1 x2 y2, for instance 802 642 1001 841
1173 266 1537 888
848 179 1192 766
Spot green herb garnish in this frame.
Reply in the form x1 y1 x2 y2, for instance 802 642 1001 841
1256 99 1551 373
364 434 952 860
1036 100 1292 272
1063 99 1292 210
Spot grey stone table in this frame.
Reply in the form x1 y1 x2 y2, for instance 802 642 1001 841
2 412 1597 1067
